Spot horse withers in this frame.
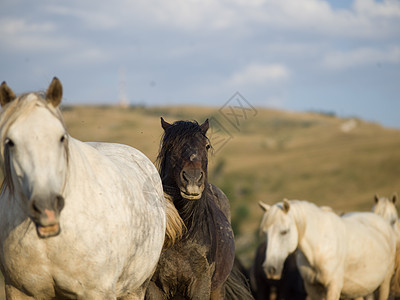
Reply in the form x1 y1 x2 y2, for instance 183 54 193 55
0 78 174 299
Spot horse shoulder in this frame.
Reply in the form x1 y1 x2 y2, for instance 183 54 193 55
208 183 231 223
296 208 346 285
208 197 235 291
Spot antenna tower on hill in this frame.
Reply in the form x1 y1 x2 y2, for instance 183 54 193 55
118 67 129 107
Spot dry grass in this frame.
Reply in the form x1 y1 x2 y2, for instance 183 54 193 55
1 105 400 295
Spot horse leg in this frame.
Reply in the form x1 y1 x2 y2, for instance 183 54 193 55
210 284 225 300
325 282 342 300
303 281 322 300
144 281 166 300
188 276 211 300
5 284 34 300
377 268 392 300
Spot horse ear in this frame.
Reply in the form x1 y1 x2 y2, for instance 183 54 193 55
282 199 290 213
161 117 172 131
258 201 270 212
0 81 17 107
200 119 209 134
374 194 379 203
392 194 397 204
46 77 63 107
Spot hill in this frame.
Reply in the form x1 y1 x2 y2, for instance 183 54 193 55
61 105 400 264
1 105 400 297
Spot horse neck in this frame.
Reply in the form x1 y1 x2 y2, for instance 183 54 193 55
62 138 98 195
290 201 332 262
171 183 215 242
289 201 316 249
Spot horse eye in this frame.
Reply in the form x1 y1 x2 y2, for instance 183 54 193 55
206 144 211 150
60 134 67 143
280 229 289 235
5 138 14 148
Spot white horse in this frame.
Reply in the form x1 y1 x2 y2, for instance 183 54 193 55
259 199 399 300
372 194 400 297
0 78 172 299
372 194 400 235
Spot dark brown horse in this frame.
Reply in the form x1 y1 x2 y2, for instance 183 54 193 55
146 118 253 300
250 240 307 300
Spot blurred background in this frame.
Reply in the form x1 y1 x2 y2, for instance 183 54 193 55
1 0 400 298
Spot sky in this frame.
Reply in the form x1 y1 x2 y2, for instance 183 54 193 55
1 0 400 128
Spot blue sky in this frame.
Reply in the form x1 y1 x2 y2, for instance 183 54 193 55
1 0 400 128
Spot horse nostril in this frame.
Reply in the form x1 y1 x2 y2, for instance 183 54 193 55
31 200 41 215
198 171 204 183
56 195 65 211
268 266 276 276
181 171 188 183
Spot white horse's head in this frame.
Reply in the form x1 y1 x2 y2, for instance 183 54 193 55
259 199 298 280
373 194 398 227
0 77 68 238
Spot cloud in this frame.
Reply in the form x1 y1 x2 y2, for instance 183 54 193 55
322 46 400 70
226 63 291 87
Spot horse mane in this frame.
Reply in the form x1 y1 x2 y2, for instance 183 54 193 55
0 92 68 196
163 192 186 247
156 119 216 251
260 200 322 243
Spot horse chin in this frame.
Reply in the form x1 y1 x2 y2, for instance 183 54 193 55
267 273 282 280
180 190 202 200
35 223 61 238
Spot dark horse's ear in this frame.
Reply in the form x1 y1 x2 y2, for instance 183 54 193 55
161 117 172 131
46 77 63 108
0 81 17 107
200 119 209 135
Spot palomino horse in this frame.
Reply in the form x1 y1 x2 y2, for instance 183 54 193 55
259 199 399 300
0 78 177 299
146 118 253 299
372 194 400 298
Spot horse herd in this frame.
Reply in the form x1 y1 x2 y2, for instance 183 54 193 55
0 78 398 300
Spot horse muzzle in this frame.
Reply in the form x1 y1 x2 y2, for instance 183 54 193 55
263 263 283 280
29 194 65 238
179 168 205 200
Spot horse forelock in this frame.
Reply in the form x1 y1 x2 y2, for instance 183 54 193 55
260 200 309 242
260 204 285 232
0 92 69 196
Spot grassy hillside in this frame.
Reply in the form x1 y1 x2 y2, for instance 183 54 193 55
61 105 400 264
1 105 400 297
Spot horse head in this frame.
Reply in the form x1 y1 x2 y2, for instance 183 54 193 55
258 199 298 280
0 77 68 238
373 194 398 227
158 117 210 200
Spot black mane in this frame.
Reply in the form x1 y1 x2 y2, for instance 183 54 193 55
156 120 214 240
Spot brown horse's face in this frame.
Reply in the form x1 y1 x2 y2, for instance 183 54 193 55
160 118 210 200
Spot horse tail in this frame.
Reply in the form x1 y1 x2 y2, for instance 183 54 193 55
224 257 255 300
391 230 400 297
163 193 186 248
